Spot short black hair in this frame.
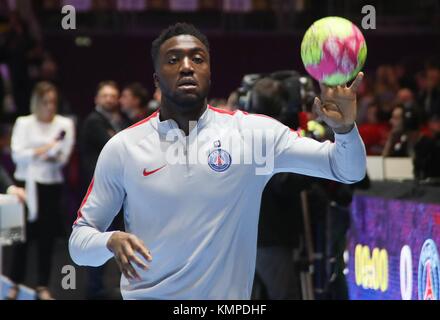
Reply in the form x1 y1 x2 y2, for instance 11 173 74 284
151 22 210 69
123 82 150 107
251 78 288 118
96 80 119 95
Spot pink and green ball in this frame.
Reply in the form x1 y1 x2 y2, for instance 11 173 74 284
301 16 367 86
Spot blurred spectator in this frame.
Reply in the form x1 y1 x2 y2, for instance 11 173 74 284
382 105 421 157
251 77 304 300
0 124 14 172
414 115 440 180
0 164 26 201
81 80 128 184
375 65 399 118
359 102 390 155
2 12 38 116
33 52 59 88
8 81 75 300
418 59 440 120
120 82 150 124
27 43 45 86
416 70 428 93
37 53 72 116
394 60 417 91
80 80 127 300
0 63 18 116
396 88 416 107
225 90 239 111
250 78 287 117
375 65 400 94
147 87 161 114
356 75 375 125
0 68 4 113
0 125 27 220
208 98 227 109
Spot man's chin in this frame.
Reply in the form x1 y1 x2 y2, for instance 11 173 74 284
175 95 205 109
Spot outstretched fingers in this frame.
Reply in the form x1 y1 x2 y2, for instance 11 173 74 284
349 72 364 92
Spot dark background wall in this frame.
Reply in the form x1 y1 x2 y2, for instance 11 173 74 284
45 32 440 119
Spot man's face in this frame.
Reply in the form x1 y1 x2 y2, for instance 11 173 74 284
396 88 414 104
120 89 140 114
154 35 211 110
95 85 120 112
427 68 440 90
390 107 403 131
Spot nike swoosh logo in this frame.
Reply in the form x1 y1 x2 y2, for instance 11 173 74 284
143 165 166 177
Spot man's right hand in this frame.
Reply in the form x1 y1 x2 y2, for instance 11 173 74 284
107 231 153 280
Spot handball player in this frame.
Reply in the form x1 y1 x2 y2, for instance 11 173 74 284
69 23 366 300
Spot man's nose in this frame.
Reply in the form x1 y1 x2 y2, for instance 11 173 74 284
180 57 194 75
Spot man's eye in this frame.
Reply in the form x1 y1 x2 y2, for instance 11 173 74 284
168 57 178 64
193 56 204 64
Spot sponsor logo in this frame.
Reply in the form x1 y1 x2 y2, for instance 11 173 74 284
418 239 440 300
143 165 166 177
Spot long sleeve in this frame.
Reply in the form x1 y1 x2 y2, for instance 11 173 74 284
69 134 126 267
272 122 366 184
47 117 76 166
0 166 13 194
11 117 35 166
241 113 366 184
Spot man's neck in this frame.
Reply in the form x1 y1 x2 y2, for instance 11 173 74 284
96 106 124 132
159 99 207 136
96 105 117 117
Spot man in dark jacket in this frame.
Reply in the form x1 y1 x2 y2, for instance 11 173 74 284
81 81 129 184
80 81 129 299
0 166 13 194
249 77 306 300
0 165 25 201
120 83 151 125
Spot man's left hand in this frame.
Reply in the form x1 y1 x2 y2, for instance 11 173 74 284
313 72 364 134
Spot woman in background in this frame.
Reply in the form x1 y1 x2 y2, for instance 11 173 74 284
7 81 75 300
382 104 421 157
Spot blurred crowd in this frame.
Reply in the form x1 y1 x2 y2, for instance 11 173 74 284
0 10 162 300
210 58 440 181
355 61 440 179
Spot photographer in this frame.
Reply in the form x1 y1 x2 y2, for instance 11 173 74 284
250 74 367 300
250 76 306 299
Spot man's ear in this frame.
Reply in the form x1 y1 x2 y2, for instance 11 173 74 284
153 73 159 89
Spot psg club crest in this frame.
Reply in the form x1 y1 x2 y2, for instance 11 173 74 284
418 239 440 300
208 140 231 172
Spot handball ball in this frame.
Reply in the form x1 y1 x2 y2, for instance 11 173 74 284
301 16 367 86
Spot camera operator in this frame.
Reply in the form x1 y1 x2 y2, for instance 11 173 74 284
250 76 308 299
250 73 368 300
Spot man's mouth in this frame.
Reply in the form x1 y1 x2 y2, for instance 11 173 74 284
177 78 198 90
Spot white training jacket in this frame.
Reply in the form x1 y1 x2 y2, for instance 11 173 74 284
69 105 366 300
11 114 75 221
